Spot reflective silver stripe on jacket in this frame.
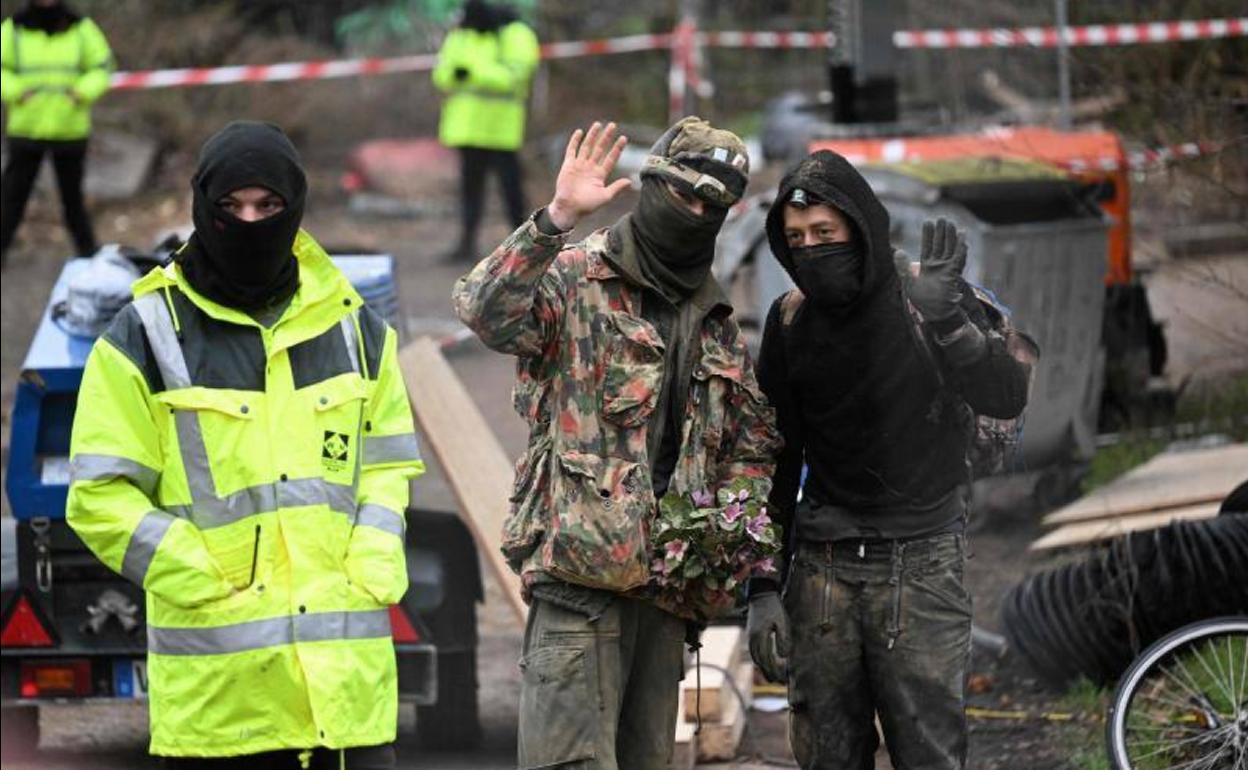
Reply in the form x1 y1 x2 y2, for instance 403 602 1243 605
133 293 191 389
147 607 391 656
121 510 175 585
70 453 160 498
340 315 360 376
164 477 356 529
362 433 421 466
355 503 405 538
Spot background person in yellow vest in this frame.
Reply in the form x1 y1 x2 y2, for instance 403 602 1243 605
432 0 539 262
0 0 112 267
67 121 425 769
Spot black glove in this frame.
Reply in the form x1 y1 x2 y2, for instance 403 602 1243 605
453 66 470 82
905 218 967 323
747 592 790 683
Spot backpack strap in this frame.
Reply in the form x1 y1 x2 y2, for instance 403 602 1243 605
779 288 805 327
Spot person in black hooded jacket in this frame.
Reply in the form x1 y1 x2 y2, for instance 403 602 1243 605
745 150 1033 769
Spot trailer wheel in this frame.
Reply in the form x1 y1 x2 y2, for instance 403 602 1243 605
416 649 480 749
1 705 39 759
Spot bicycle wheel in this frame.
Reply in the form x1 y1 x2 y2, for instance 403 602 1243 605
1106 616 1248 770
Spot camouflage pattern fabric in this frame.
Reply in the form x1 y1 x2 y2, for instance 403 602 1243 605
452 215 780 595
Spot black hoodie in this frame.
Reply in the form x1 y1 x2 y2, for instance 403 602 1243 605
755 151 1016 569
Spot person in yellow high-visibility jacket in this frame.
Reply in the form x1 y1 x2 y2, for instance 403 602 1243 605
1 0 113 265
432 0 539 262
67 121 424 769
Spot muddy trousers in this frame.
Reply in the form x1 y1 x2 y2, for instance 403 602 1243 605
161 744 395 769
785 533 972 770
517 595 687 770
1 138 98 259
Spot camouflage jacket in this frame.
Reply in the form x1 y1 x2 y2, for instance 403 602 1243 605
452 215 781 594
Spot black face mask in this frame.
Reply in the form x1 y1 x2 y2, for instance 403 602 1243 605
181 122 306 311
629 180 727 299
792 241 864 312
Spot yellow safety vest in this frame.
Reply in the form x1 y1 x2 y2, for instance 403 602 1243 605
67 231 425 756
0 17 113 141
432 20 539 151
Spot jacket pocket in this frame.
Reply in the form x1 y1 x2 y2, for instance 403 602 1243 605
502 436 552 572
308 376 368 486
544 450 652 592
517 646 597 768
600 311 664 428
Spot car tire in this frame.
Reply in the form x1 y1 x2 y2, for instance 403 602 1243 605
415 649 481 749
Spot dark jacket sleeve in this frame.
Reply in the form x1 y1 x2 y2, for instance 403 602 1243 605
929 285 1033 420
749 298 804 596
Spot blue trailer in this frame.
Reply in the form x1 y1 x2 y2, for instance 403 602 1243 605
0 255 483 757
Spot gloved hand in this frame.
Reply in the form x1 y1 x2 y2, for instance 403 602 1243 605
453 66 470 82
747 592 790 683
905 218 967 323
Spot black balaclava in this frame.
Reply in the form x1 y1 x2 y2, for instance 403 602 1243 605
461 0 500 32
15 1 79 33
628 178 727 299
180 121 307 311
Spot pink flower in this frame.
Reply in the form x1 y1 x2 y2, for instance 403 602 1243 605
753 556 777 575
721 501 744 525
737 488 751 502
652 557 668 576
692 490 714 508
746 512 771 541
665 539 689 562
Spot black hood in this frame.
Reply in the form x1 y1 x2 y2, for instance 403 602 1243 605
14 1 80 33
765 150 898 313
179 121 307 311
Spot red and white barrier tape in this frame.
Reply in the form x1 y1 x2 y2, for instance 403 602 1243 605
1059 141 1220 173
110 54 437 90
108 18 1244 91
894 17 1247 49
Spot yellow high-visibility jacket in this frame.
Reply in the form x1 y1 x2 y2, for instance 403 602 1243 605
67 231 425 757
432 19 539 151
0 16 113 141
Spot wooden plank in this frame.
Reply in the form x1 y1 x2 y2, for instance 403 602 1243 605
398 337 527 623
695 662 753 763
1030 503 1220 551
1043 444 1247 526
682 626 744 723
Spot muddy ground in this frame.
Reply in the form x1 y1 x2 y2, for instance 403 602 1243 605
0 154 1242 770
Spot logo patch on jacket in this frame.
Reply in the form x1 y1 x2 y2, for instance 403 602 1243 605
322 431 350 471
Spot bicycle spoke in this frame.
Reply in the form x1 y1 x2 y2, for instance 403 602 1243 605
1190 637 1236 713
1127 723 1232 757
1136 729 1236 770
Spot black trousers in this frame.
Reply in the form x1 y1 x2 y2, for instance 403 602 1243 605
1 138 98 258
457 146 526 254
161 743 396 770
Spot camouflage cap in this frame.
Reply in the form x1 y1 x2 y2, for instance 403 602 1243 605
641 116 750 207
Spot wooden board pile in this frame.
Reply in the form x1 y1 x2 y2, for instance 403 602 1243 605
671 626 753 768
1031 443 1247 550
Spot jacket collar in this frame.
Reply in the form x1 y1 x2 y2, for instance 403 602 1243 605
132 229 363 331
584 226 733 320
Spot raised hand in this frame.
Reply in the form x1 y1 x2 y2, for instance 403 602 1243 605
907 217 968 322
546 121 632 231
